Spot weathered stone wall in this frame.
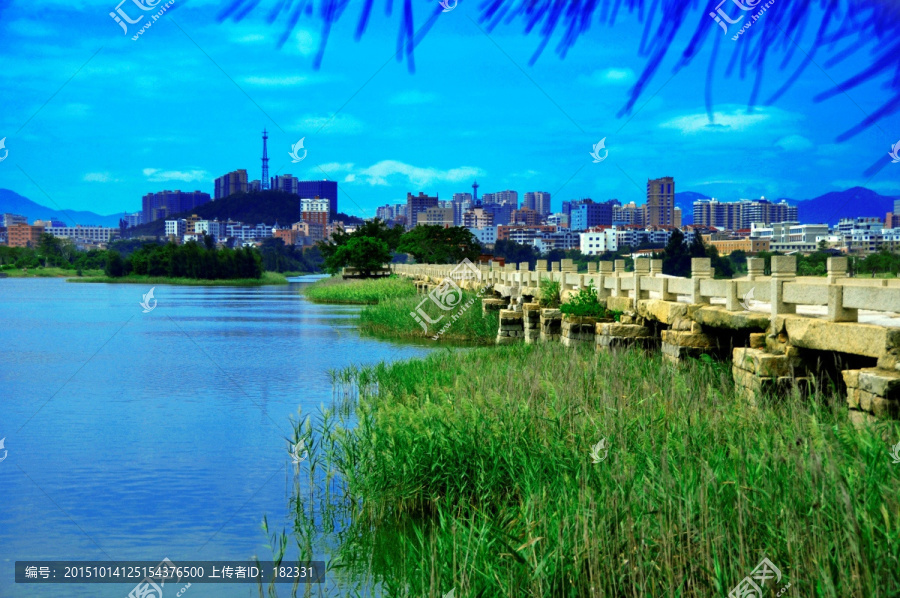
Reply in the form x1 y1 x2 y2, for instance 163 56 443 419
540 309 561 342
497 309 524 344
560 315 598 348
523 302 541 344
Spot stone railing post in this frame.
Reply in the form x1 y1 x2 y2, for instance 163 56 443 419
650 259 662 277
587 262 597 274
519 262 530 286
536 259 548 272
725 280 740 311
691 258 712 304
827 257 848 284
551 262 560 273
747 257 765 280
597 262 613 299
827 284 858 322
634 258 650 300
770 256 797 315
615 260 626 276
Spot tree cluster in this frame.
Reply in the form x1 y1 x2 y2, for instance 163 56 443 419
105 239 263 279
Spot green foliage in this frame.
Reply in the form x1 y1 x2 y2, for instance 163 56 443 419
396 225 481 264
537 277 561 308
304 275 417 304
112 241 263 280
104 250 126 277
318 219 404 274
324 236 391 276
559 280 621 319
303 343 900 597
359 290 498 343
257 238 322 273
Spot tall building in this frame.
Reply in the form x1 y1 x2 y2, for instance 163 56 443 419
142 190 211 224
122 212 143 228
482 190 518 208
895 199 900 214
215 169 248 200
271 174 299 195
645 176 675 227
570 201 614 231
510 208 541 227
7 223 44 247
462 208 493 228
693 197 797 230
524 191 551 216
613 202 643 226
300 197 330 227
406 192 439 229
297 180 338 221
416 207 454 227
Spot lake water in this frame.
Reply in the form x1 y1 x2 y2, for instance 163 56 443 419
0 277 432 597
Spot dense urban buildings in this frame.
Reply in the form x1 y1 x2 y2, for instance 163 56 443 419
142 190 211 224
300 197 330 227
405 192 439 229
523 192 551 216
7 223 45 248
570 200 614 231
298 180 338 221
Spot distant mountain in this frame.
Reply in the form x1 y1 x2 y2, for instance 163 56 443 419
0 189 125 227
792 187 898 225
674 191 710 225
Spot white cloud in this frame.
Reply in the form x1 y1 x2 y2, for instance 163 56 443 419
389 90 438 105
143 168 209 183
83 172 115 183
292 30 320 57
775 134 813 152
659 107 775 134
579 67 636 86
350 160 484 187
294 114 363 134
243 75 310 86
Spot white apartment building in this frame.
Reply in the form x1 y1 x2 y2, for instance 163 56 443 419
579 229 617 255
750 221 829 252
195 220 226 240
165 219 186 237
469 226 497 246
44 225 119 243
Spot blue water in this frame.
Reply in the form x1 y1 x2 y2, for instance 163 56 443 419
0 277 431 597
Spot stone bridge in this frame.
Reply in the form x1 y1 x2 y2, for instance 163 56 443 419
393 257 900 424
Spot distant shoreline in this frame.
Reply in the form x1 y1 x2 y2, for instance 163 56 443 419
67 271 298 286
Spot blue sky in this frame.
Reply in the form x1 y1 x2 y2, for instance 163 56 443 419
0 0 897 220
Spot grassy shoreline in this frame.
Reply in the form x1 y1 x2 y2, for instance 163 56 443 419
67 271 291 286
303 275 418 304
0 267 105 278
299 343 900 597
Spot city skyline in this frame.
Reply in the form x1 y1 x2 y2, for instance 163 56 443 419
1 1 898 220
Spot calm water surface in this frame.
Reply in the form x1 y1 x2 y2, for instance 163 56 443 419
0 277 432 597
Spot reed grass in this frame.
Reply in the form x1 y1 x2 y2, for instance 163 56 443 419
300 343 900 597
303 275 418 304
359 291 498 344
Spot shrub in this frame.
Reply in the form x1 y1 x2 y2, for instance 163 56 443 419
560 280 623 320
538 277 561 308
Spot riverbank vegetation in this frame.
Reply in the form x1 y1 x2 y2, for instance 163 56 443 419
359 290 498 343
303 275 417 304
296 343 900 597
104 239 263 281
70 271 290 286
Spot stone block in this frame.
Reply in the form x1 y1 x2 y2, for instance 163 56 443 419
749 333 766 349
871 398 900 418
848 409 879 429
636 299 688 325
783 317 891 359
499 310 524 320
857 368 900 399
661 330 717 349
732 348 800 378
597 323 652 338
692 306 770 331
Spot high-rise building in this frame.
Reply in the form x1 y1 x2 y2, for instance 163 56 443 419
570 201 614 231
645 176 675 227
406 192 439 229
693 197 797 230
482 190 518 208
613 202 643 226
510 208 541 227
462 208 494 228
2 213 28 228
300 197 330 227
7 223 44 247
416 207 454 227
297 180 338 221
142 190 211 224
215 169 248 200
122 212 143 228
271 174 300 195
524 192 552 216
376 205 395 222
895 199 900 214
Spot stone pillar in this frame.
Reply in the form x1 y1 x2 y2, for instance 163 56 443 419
539 308 562 342
587 262 597 274
634 258 650 300
770 256 796 316
523 301 542 343
615 260 626 276
827 257 848 284
827 285 858 322
660 277 676 302
497 309 524 345
747 257 765 280
725 280 740 311
561 258 577 273
691 258 712 304
551 262 561 272
519 262 531 287
650 259 663 277
597 262 613 299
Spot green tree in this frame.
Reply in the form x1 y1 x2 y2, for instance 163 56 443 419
397 225 480 264
319 219 404 266
325 237 391 276
105 250 126 277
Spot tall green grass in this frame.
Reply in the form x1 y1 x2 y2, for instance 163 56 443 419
359 291 499 344
297 343 900 597
303 275 417 304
